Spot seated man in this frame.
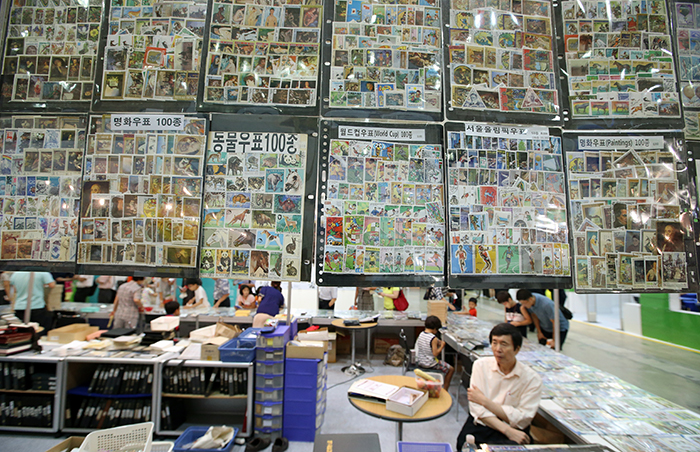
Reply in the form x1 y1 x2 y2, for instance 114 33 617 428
457 323 542 449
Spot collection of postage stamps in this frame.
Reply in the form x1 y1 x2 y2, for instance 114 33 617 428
321 138 447 274
101 0 206 101
567 135 688 290
0 116 85 262
78 114 207 268
446 126 571 277
0 0 695 289
4 0 103 102
200 131 305 280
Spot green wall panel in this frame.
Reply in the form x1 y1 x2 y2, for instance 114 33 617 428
640 293 700 350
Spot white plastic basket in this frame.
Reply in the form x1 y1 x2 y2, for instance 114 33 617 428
78 422 154 452
150 441 174 452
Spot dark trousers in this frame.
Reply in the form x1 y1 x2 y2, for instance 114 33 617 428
319 299 333 310
457 415 531 450
73 287 93 302
539 328 568 348
15 308 52 335
217 296 230 308
98 288 116 304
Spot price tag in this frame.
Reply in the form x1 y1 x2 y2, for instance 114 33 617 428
111 114 186 131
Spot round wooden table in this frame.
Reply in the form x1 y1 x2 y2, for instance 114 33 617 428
331 319 377 372
347 375 453 441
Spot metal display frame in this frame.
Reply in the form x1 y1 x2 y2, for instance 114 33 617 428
316 119 447 287
563 129 699 293
554 0 685 130
442 0 565 126
208 114 319 282
444 122 573 289
75 113 209 278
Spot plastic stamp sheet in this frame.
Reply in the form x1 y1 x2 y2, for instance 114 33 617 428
446 124 569 276
100 0 207 102
203 0 322 106
328 0 442 111
200 131 306 281
320 130 446 275
562 0 681 119
2 0 103 103
0 116 85 262
447 0 559 116
675 2 700 139
566 134 690 291
79 114 206 268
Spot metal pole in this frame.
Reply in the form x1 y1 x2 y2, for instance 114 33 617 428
553 290 560 352
286 282 292 325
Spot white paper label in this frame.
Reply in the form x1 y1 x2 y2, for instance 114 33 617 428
577 136 665 150
464 123 549 139
338 126 426 141
111 114 186 131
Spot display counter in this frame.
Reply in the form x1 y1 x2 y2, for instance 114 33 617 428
444 314 700 451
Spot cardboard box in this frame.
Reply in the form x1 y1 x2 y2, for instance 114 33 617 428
48 324 99 343
327 336 337 363
45 437 85 452
336 333 352 355
385 387 428 416
201 336 230 361
298 328 333 341
286 340 327 360
373 336 399 355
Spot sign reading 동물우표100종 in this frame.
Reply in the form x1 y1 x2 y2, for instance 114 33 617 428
3 0 103 103
562 0 680 119
447 0 560 116
0 116 86 263
321 136 446 275
101 0 207 102
201 131 307 281
446 125 570 277
566 133 689 291
78 114 206 268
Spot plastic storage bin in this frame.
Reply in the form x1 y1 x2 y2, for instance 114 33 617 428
255 402 283 417
78 422 154 452
256 325 291 348
254 428 282 441
254 415 283 430
237 328 262 346
255 374 284 388
173 426 238 452
256 361 284 375
255 387 284 402
219 338 256 363
256 348 284 361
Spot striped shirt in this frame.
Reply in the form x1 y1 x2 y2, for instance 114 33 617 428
415 331 438 368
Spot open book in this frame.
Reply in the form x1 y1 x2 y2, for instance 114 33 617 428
348 379 400 402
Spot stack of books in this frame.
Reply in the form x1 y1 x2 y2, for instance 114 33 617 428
0 327 34 356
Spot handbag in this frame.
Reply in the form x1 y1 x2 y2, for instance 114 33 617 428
393 289 409 311
423 287 433 300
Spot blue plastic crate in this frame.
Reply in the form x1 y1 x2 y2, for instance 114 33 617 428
238 328 263 346
257 325 292 348
283 424 319 442
397 443 453 452
285 358 322 376
219 338 256 363
173 426 238 452
285 372 324 390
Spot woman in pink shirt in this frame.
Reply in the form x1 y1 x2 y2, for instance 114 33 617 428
236 284 257 309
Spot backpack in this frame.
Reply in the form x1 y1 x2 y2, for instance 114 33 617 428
384 344 404 367
393 289 408 311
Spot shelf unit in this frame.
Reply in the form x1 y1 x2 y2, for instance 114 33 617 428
60 355 164 433
0 353 63 433
283 354 327 442
156 359 254 438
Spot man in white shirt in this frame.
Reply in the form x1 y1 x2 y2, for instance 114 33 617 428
318 286 338 310
457 323 542 449
73 275 95 302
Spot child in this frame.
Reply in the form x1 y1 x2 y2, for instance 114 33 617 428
182 278 211 310
415 315 454 390
496 290 531 338
164 301 180 316
141 279 159 306
467 297 477 316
